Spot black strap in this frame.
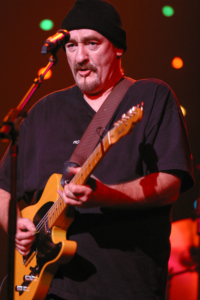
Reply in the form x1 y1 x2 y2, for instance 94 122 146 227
69 77 135 166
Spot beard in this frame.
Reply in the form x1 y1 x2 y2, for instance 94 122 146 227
73 62 100 93
75 75 100 93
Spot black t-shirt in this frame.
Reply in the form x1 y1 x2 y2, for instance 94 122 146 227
0 79 194 300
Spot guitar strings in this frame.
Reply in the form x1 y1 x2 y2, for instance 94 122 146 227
35 195 64 232
34 137 107 233
34 154 97 233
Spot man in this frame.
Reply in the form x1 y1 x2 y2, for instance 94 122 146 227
0 0 194 299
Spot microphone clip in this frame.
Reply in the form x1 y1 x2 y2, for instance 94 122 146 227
41 29 70 55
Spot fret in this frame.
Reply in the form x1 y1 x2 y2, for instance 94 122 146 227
47 197 67 229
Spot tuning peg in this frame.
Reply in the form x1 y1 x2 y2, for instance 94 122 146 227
128 106 136 115
137 102 144 109
113 121 120 127
121 113 129 121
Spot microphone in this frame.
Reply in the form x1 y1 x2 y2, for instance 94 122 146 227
41 29 70 54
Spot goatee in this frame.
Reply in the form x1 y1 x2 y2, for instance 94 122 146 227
74 62 100 93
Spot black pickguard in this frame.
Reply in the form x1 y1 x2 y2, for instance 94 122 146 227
32 202 61 273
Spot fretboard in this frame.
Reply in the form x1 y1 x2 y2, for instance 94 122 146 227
47 132 112 229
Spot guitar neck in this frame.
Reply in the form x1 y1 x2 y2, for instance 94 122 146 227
72 132 111 185
46 132 111 230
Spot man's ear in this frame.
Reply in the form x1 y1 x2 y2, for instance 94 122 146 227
115 48 124 58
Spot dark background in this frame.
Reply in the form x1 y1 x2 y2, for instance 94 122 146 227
0 0 199 297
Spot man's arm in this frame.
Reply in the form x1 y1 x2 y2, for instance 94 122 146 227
108 171 181 208
58 168 181 209
0 188 36 255
0 188 13 232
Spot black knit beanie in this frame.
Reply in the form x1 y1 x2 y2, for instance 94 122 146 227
61 0 127 51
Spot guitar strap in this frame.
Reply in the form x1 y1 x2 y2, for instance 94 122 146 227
61 76 135 186
70 76 136 166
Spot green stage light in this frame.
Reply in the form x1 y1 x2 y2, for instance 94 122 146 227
39 19 54 31
162 6 174 17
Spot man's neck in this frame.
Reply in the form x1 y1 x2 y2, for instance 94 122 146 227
83 73 124 112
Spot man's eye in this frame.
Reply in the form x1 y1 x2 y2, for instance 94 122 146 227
66 43 76 51
87 41 99 50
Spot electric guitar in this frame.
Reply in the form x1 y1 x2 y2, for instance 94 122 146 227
14 104 143 300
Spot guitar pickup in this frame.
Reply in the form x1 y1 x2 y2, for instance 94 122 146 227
23 249 37 266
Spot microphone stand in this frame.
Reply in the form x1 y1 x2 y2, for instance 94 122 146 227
0 51 58 300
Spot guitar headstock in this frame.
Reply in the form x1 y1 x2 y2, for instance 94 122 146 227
109 103 144 144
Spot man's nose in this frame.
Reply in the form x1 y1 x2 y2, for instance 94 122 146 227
75 43 89 64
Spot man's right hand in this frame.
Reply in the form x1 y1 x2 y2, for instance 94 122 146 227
15 217 36 256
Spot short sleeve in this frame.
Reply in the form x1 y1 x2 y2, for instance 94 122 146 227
143 81 194 193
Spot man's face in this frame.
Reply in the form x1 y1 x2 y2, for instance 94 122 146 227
65 29 122 95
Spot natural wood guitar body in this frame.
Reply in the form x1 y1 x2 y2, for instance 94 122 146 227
14 173 77 300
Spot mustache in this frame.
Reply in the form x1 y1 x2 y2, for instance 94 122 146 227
74 62 97 74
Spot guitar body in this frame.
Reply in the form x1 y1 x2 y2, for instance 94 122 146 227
14 173 77 300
